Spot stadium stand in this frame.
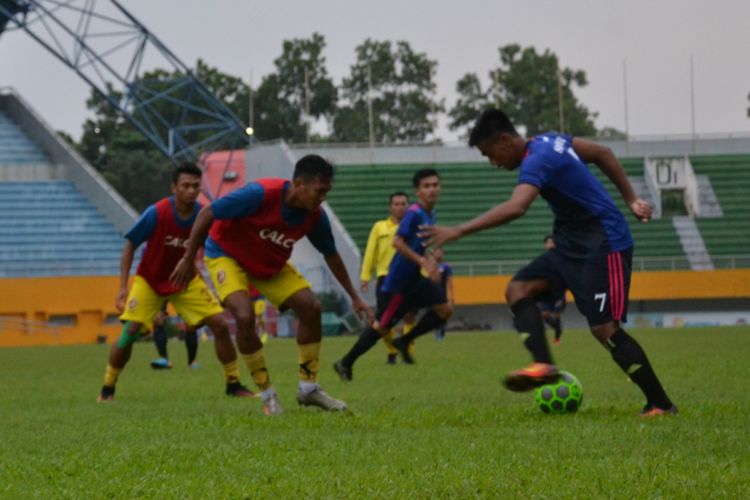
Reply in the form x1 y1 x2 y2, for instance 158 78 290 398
0 109 125 277
691 155 750 264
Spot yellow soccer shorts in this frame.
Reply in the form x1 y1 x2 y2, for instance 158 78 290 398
205 256 311 308
119 275 224 331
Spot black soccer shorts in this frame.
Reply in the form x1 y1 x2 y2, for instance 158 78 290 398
376 276 447 330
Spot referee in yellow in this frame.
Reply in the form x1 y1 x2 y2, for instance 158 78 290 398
359 191 416 364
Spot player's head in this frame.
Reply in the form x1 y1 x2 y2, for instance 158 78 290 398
171 162 202 205
469 109 525 170
292 155 335 211
412 168 441 207
544 234 555 251
389 191 409 220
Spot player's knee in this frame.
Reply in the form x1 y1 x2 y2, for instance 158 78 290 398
233 310 255 333
205 315 229 338
297 298 322 323
590 322 617 346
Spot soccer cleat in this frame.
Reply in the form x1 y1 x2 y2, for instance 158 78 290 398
386 353 397 365
639 404 679 417
225 382 257 398
502 363 560 392
392 337 415 364
150 357 173 370
262 393 284 416
297 386 348 411
333 360 353 381
188 361 201 369
97 385 115 403
552 338 561 345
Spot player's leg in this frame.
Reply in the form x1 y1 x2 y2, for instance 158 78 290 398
502 252 562 392
392 279 452 363
169 275 256 398
375 279 398 364
335 290 414 380
205 256 277 412
277 287 345 411
184 327 199 368
402 310 417 356
150 309 172 369
99 277 162 402
582 249 675 416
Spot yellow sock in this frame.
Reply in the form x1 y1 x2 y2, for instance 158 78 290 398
241 349 271 391
298 342 320 383
103 364 120 387
382 329 397 355
223 360 241 384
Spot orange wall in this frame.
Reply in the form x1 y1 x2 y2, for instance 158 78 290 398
2 270 749 347
0 276 124 347
454 269 750 305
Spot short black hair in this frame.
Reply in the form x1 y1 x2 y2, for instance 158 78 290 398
293 154 335 181
412 168 439 188
544 234 555 243
389 191 408 203
172 162 202 184
468 109 519 147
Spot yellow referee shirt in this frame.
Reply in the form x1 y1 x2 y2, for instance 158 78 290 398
360 217 399 282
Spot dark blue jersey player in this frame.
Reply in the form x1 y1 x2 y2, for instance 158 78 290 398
334 169 454 381
422 109 676 417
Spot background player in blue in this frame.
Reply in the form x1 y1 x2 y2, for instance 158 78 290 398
334 169 453 381
536 235 566 345
422 109 676 417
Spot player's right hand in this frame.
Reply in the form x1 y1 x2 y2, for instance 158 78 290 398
169 257 195 290
360 281 369 293
421 255 440 283
115 287 128 313
630 198 652 223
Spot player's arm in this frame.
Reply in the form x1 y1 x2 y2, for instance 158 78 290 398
311 211 374 322
116 240 136 312
359 222 380 292
446 272 455 307
117 206 157 311
170 206 214 289
420 184 539 248
572 137 652 222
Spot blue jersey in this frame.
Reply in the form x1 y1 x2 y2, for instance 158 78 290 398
204 181 337 258
381 203 436 293
518 133 633 257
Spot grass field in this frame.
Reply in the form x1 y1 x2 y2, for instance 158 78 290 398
1 327 748 498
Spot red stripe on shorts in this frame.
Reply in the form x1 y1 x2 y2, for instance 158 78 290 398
379 293 404 328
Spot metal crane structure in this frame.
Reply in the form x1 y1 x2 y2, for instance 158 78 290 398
0 0 250 199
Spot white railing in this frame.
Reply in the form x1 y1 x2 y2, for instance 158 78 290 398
0 316 60 337
451 255 750 276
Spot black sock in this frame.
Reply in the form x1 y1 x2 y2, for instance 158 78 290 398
608 329 672 408
401 311 445 343
341 327 381 368
510 298 553 364
153 324 168 359
185 330 198 364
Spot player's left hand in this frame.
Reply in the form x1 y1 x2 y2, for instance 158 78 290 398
352 297 374 324
629 198 652 223
418 224 461 248
169 257 195 289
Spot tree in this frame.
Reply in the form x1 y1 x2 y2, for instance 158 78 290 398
333 39 443 144
449 44 598 138
75 61 250 211
253 33 337 142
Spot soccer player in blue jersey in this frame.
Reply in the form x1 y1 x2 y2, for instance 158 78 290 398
421 109 676 416
334 169 453 380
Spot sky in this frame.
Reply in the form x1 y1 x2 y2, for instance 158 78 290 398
1 0 749 143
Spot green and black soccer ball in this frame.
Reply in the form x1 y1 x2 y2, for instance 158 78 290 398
534 370 583 414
